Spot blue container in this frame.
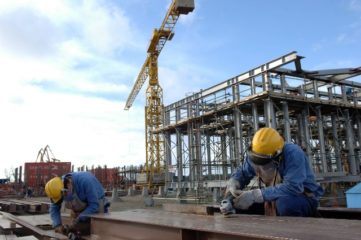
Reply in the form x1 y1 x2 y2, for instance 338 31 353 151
345 183 361 208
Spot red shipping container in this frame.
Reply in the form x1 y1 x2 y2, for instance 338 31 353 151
24 162 71 189
90 167 121 190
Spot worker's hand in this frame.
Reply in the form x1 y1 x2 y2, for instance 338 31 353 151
233 189 264 210
68 217 79 230
225 178 241 198
54 224 66 234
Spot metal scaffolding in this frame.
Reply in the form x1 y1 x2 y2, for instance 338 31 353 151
156 52 361 195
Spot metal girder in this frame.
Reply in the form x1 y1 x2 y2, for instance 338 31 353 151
201 51 300 97
272 67 361 93
165 51 300 111
1 211 67 240
90 209 361 240
273 67 361 84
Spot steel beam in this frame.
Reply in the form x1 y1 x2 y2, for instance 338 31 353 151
90 209 361 240
1 212 67 240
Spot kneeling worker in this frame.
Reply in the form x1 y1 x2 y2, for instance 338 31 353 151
45 172 110 234
221 127 323 217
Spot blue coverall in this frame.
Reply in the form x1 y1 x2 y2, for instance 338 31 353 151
231 143 324 216
49 172 106 227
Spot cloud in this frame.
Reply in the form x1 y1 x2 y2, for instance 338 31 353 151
0 85 145 173
0 0 146 178
349 0 361 11
0 8 61 58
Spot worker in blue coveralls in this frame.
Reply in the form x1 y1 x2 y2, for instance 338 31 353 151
45 172 110 234
220 127 323 217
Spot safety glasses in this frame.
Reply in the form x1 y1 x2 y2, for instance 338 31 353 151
248 149 274 165
248 147 282 166
250 159 276 172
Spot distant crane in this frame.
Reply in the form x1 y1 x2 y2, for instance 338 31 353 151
35 145 60 162
124 0 194 187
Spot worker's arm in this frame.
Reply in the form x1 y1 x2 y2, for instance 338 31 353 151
49 202 62 227
75 174 103 222
78 186 100 221
230 158 256 189
261 144 307 201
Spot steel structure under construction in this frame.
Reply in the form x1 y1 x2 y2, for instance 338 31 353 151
156 52 361 195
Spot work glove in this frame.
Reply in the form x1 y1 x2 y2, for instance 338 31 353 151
225 178 241 198
54 224 65 234
233 189 264 210
63 217 79 235
68 217 79 230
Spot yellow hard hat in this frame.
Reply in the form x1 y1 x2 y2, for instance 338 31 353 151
249 127 285 165
45 177 64 204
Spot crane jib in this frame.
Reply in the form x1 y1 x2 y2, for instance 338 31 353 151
124 0 194 110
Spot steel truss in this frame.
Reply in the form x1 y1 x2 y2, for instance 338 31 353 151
157 52 361 197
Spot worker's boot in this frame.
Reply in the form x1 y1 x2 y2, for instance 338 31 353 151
220 194 235 216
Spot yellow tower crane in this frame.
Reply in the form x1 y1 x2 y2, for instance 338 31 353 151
124 0 194 188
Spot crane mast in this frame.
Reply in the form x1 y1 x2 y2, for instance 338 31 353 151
125 0 194 188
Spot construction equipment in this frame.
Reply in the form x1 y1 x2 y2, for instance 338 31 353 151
124 0 194 188
35 145 61 162
220 196 236 216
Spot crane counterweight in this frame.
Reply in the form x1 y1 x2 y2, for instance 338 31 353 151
175 0 195 14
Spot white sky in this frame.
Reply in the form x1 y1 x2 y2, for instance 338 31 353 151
0 0 360 179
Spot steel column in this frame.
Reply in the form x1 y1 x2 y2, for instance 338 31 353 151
228 129 235 173
187 124 194 184
280 74 287 93
355 111 361 171
221 135 228 179
195 125 202 182
233 107 242 167
232 84 242 167
313 80 319 99
176 129 183 193
206 135 212 176
331 113 342 172
341 85 347 103
282 101 291 142
164 132 172 184
316 106 328 173
344 109 357 174
250 77 259 131
264 97 276 129
302 108 314 171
